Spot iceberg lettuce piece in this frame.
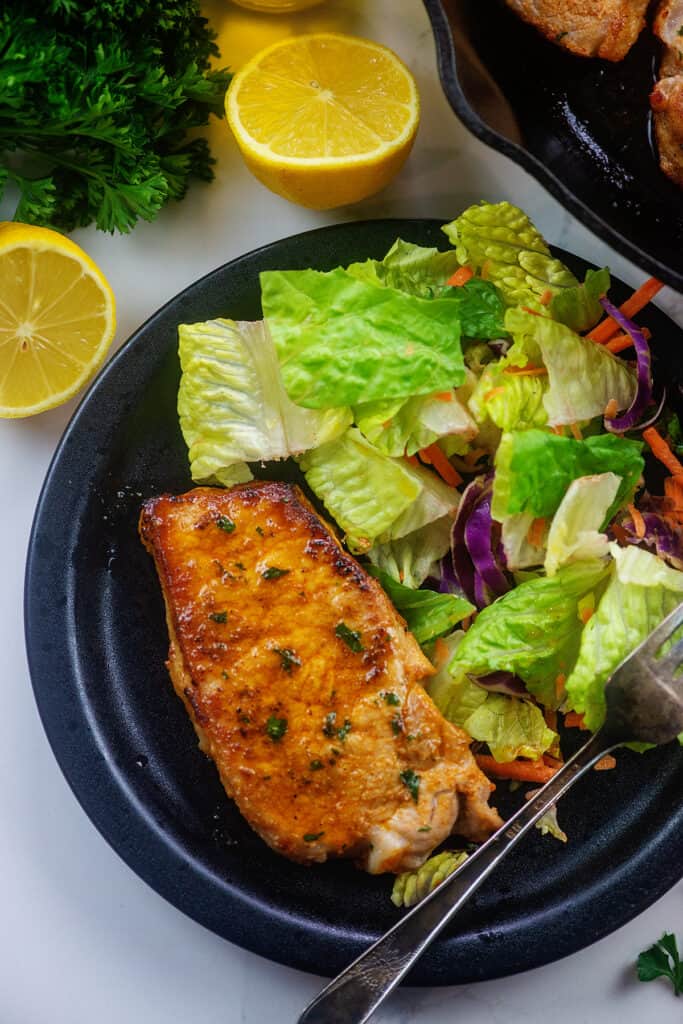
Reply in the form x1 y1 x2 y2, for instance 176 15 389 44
501 512 546 571
566 544 683 735
442 202 578 307
367 517 452 588
368 568 474 644
355 391 477 457
261 267 465 409
177 319 351 486
544 473 621 577
492 429 643 523
298 428 457 553
505 307 636 426
549 267 611 333
448 560 611 708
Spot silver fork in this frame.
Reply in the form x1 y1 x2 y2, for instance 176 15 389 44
298 601 683 1024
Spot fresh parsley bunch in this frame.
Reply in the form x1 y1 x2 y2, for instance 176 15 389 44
0 1 231 232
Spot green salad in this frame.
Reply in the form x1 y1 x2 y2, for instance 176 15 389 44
176 201 683 904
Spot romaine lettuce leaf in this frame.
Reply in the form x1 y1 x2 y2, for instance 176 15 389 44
355 391 477 457
544 473 621 577
448 560 611 707
427 632 557 760
549 267 611 333
261 267 465 409
492 429 643 522
177 319 351 486
298 428 457 553
463 693 557 762
391 850 469 907
347 239 461 297
501 512 546 570
468 355 548 432
442 202 578 307
348 241 507 338
565 544 683 732
505 308 636 426
367 517 452 588
368 568 474 644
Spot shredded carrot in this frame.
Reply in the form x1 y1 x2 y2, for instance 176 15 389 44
605 326 652 355
604 398 618 419
521 306 544 317
664 476 683 524
540 288 553 306
480 260 491 281
643 427 683 477
555 673 567 700
579 606 594 625
627 503 646 539
543 752 564 768
475 755 558 784
461 615 472 632
563 711 587 730
419 444 463 487
503 364 548 377
550 425 565 436
446 265 474 287
588 277 663 344
611 523 629 544
594 754 617 772
433 637 450 668
484 386 506 402
527 516 546 548
404 454 419 468
569 422 583 441
544 709 558 732
382 418 393 429
434 391 453 402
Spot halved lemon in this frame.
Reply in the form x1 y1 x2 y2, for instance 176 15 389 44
225 33 420 209
0 223 116 418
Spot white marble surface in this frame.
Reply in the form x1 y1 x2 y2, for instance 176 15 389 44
1 1 682 1021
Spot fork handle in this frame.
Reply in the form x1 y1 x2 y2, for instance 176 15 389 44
298 729 613 1024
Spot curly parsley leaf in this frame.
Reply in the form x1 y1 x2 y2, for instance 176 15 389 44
637 933 683 996
0 2 231 233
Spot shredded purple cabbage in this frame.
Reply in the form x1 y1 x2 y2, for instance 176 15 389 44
600 296 653 433
467 671 528 696
447 473 510 607
617 509 683 570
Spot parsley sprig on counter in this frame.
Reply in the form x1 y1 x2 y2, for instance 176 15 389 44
637 933 683 996
0 1 231 232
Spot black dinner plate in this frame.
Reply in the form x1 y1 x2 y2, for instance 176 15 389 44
25 219 683 985
424 0 683 293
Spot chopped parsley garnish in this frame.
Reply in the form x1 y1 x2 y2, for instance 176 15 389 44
637 933 683 996
391 715 403 735
221 671 229 680
382 691 400 706
335 622 364 652
216 516 235 533
273 647 301 673
309 760 324 771
238 712 250 724
303 832 324 842
336 718 352 741
256 526 264 535
265 716 287 742
322 711 337 737
234 561 246 571
400 769 420 803
262 566 290 580
417 826 432 833
209 611 227 623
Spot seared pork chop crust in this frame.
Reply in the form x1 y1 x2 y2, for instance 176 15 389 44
140 483 501 874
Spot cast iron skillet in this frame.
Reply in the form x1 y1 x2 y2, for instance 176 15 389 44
25 220 683 984
423 0 683 292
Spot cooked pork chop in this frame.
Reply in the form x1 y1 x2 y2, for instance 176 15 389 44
651 1 683 188
505 0 649 61
140 483 501 874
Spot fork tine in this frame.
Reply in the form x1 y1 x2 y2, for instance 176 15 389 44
655 637 683 675
636 601 683 660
